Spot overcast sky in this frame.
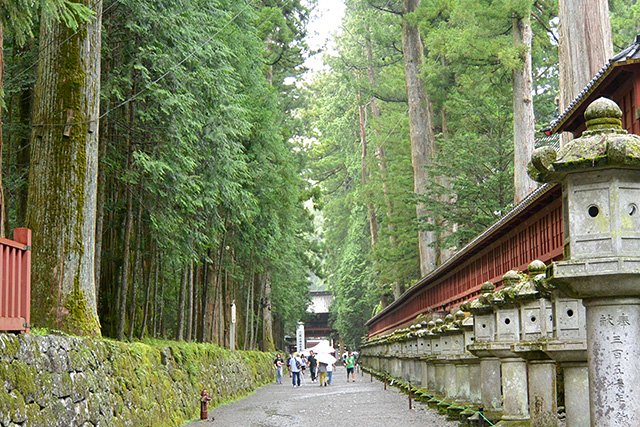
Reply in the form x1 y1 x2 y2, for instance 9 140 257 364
305 0 346 72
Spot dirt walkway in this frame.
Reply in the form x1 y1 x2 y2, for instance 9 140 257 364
185 366 458 427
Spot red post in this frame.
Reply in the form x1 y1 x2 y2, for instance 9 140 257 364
14 229 31 333
200 389 212 420
0 229 31 333
408 381 412 410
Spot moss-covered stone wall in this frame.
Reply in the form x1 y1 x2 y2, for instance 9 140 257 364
0 334 275 427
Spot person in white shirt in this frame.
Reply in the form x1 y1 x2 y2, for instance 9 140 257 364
326 360 334 385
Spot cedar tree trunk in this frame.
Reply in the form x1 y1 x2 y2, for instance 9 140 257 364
26 3 102 336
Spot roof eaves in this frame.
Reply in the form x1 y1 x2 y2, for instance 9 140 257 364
547 60 614 134
547 35 640 135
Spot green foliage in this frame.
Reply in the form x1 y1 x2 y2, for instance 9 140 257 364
93 0 315 342
303 0 421 345
1 0 94 47
611 0 640 50
416 0 558 247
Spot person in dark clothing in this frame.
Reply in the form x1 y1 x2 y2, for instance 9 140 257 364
307 351 318 383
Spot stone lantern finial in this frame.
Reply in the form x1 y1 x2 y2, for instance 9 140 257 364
502 270 520 288
527 260 546 276
480 281 495 294
583 97 623 132
528 97 640 183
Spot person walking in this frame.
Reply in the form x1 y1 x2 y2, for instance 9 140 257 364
274 353 284 384
317 361 328 386
346 351 355 382
326 360 334 385
300 355 307 377
307 351 318 383
289 351 302 387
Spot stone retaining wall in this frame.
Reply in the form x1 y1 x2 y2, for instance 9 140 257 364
0 334 274 427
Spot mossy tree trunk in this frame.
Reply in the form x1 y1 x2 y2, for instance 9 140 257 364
513 13 537 204
357 89 379 248
94 131 107 298
0 20 7 238
365 27 402 304
117 154 134 341
26 2 103 336
177 265 187 341
401 0 438 283
558 0 612 112
558 0 612 146
261 272 275 352
187 259 194 342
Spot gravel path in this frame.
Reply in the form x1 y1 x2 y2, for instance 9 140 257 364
185 366 459 427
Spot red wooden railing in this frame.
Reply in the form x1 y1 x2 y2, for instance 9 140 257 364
0 228 31 333
367 185 563 336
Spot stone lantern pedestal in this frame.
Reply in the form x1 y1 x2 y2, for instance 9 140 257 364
467 282 503 422
478 271 530 426
511 261 558 426
542 289 589 426
529 97 640 426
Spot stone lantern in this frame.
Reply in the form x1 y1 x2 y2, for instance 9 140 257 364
424 320 438 393
439 314 460 409
432 319 446 397
529 97 640 426
460 310 481 404
511 261 557 427
490 271 530 425
467 282 503 421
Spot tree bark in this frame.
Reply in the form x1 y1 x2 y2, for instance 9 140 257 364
94 131 107 298
27 2 103 335
254 271 263 349
365 27 400 276
401 0 438 281
128 201 143 339
116 151 134 341
187 259 194 342
358 89 379 247
140 245 155 340
0 21 7 238
261 272 275 351
558 0 612 144
513 14 538 204
250 271 256 349
159 264 166 339
177 265 187 341
152 253 160 337
200 256 210 342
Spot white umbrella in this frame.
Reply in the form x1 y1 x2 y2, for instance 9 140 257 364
309 341 335 354
299 348 312 356
315 353 337 365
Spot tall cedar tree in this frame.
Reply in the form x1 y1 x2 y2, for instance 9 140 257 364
26 1 102 336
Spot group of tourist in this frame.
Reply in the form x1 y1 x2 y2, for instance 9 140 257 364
273 350 357 387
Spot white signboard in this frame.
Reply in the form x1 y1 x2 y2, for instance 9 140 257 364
231 302 236 324
296 322 305 352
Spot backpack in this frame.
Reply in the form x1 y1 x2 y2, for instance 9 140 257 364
295 359 301 369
